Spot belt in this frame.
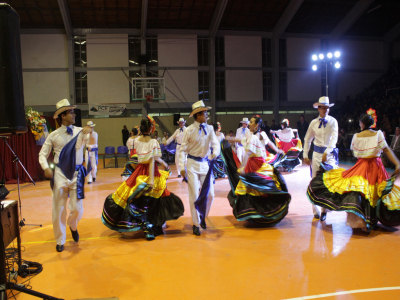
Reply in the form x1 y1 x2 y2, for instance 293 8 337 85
51 164 87 199
237 143 243 147
314 145 327 154
188 154 208 162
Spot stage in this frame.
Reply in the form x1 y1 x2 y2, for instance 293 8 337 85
7 161 400 300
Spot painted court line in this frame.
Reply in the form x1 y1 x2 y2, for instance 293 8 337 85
284 287 400 299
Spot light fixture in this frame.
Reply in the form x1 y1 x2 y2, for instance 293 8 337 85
335 61 341 69
50 163 55 169
312 65 318 71
319 54 324 60
312 54 318 61
327 53 333 59
334 51 341 58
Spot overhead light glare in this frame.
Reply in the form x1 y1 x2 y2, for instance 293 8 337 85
312 54 318 61
334 51 341 58
312 65 318 71
335 61 341 69
327 53 333 59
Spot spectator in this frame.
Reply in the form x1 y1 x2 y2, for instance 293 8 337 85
336 128 348 160
229 130 234 137
153 130 162 144
262 120 270 137
122 125 129 146
390 127 400 160
271 119 280 131
296 115 309 158
162 132 169 144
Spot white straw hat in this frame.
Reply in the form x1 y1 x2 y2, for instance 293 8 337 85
86 121 96 127
313 96 334 108
240 118 250 124
189 100 212 118
53 99 76 119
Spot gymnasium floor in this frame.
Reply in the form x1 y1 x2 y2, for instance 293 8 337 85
7 160 400 300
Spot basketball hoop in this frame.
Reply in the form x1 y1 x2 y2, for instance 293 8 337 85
145 94 154 103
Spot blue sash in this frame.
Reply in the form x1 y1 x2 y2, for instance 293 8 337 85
87 148 99 173
188 154 208 162
160 142 177 155
194 159 216 223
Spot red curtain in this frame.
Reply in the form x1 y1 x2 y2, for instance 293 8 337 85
0 126 45 184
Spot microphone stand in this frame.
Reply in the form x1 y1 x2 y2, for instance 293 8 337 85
0 136 41 228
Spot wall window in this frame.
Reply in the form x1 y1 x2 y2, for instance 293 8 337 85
75 72 87 104
279 39 287 67
198 71 209 101
198 38 209 66
263 72 272 101
74 36 87 67
215 71 225 101
128 36 141 66
279 72 287 101
146 37 158 66
215 37 225 67
262 38 272 68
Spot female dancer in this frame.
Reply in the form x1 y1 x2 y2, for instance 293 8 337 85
270 119 302 171
102 116 185 240
223 115 291 225
307 113 400 233
213 122 226 179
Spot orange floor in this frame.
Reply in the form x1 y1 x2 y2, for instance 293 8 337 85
6 161 400 300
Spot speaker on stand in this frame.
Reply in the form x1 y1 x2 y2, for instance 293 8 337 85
74 108 82 127
173 114 180 126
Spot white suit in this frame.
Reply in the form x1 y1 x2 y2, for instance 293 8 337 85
39 125 89 245
166 126 187 175
235 126 250 162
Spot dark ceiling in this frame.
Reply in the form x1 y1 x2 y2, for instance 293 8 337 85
3 0 400 38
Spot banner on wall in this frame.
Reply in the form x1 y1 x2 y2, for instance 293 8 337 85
89 104 126 115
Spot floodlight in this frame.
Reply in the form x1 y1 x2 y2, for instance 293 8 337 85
335 61 341 68
319 54 324 59
312 54 318 61
334 51 341 58
327 52 333 59
312 65 318 71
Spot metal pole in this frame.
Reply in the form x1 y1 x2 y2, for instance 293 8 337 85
325 62 328 97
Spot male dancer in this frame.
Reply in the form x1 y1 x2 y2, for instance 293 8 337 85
235 118 250 162
85 121 98 184
180 101 220 236
303 96 338 221
39 99 91 252
164 117 187 177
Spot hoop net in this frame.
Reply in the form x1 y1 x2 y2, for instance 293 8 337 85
145 94 154 103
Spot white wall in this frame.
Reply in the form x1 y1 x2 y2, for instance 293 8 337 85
225 36 262 67
21 34 69 106
226 70 263 102
287 71 320 102
287 37 320 69
87 34 129 104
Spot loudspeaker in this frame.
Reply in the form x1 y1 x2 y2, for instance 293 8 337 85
173 114 180 124
0 4 27 135
74 108 82 127
138 54 148 65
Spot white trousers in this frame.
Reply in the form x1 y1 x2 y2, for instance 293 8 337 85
311 151 337 215
187 158 214 226
85 150 97 182
175 145 187 175
52 167 84 245
236 145 245 163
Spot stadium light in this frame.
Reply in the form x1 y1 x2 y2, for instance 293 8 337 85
319 54 324 60
312 65 318 71
334 51 341 58
312 54 318 61
335 62 341 69
327 52 333 59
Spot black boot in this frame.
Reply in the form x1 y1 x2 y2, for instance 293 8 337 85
193 225 201 236
70 227 79 242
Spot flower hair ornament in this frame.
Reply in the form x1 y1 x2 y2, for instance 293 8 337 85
366 108 377 128
217 122 221 132
146 115 159 134
282 118 289 126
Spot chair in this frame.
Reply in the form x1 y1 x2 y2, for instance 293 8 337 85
116 146 129 167
103 146 116 168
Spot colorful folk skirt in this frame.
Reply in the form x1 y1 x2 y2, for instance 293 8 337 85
213 155 226 179
220 140 291 226
307 157 400 232
269 138 302 171
121 149 139 180
102 163 184 235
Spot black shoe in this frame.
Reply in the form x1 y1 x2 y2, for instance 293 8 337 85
56 244 64 252
93 178 96 182
154 226 164 236
88 182 92 184
320 212 327 222
193 225 201 236
178 175 182 178
70 227 79 242
200 219 207 229
314 213 320 219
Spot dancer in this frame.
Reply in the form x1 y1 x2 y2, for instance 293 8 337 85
39 99 92 252
307 112 400 233
85 121 98 184
102 116 184 240
180 101 220 236
235 118 250 163
122 127 139 180
303 96 339 221
212 122 226 179
223 115 291 225
164 117 187 177
269 119 302 171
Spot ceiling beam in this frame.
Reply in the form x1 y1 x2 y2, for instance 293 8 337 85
209 0 228 38
57 0 73 38
330 0 374 40
384 21 400 43
272 0 304 39
141 0 148 38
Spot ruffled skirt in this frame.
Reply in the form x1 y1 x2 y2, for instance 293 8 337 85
213 155 226 179
121 150 139 180
221 140 291 226
307 157 400 232
269 139 302 172
102 163 184 239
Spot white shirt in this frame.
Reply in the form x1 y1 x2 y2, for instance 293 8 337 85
236 127 250 146
215 132 225 143
351 130 387 158
274 128 294 143
126 136 136 150
303 115 338 156
39 124 89 170
179 121 220 172
166 126 187 145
